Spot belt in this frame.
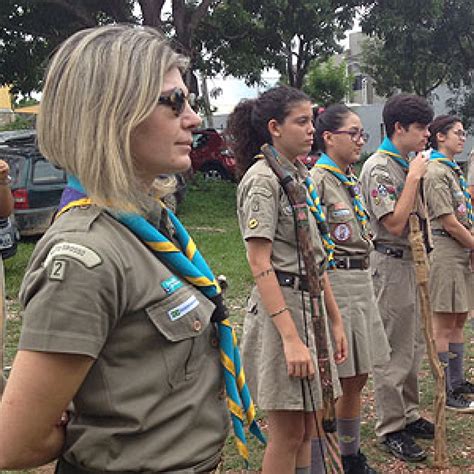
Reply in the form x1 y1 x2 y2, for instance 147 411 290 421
333 255 370 270
275 270 309 292
432 229 450 238
374 242 408 259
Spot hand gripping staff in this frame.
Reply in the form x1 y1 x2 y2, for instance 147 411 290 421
260 144 343 473
56 177 266 468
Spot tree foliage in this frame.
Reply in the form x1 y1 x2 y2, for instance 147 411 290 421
303 58 354 106
360 0 474 98
198 0 368 89
0 0 221 94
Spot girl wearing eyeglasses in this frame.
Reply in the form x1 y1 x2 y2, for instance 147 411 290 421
310 104 389 474
424 115 474 413
228 87 348 474
0 25 231 472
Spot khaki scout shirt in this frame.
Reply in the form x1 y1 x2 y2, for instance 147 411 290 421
360 151 411 248
311 167 373 256
424 160 473 231
19 206 229 472
237 157 326 274
468 149 474 187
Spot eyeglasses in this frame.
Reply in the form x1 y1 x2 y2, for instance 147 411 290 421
331 129 369 142
158 88 196 116
452 130 467 139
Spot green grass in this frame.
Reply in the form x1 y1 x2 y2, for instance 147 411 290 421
2 178 474 473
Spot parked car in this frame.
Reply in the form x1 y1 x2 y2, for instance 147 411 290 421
191 128 236 180
0 216 18 260
0 134 67 236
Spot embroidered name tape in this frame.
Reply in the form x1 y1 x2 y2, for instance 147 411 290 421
161 276 183 295
43 242 102 269
168 295 199 321
332 209 351 217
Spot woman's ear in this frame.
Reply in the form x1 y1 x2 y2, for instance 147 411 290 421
322 130 332 147
268 119 281 138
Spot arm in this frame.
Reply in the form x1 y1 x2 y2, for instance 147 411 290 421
0 160 13 218
246 237 315 378
381 153 428 237
438 213 474 249
0 350 94 469
321 273 347 364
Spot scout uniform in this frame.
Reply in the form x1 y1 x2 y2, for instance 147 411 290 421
311 156 389 379
237 157 341 411
19 204 229 473
424 156 474 313
468 149 474 188
359 140 425 440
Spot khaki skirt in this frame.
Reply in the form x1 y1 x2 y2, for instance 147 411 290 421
328 268 390 378
429 235 474 313
240 285 342 412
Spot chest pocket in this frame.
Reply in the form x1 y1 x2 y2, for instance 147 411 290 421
145 287 215 389
327 205 354 244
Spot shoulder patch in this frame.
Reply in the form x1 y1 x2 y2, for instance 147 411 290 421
43 242 102 269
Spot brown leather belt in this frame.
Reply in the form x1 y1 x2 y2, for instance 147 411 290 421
333 255 370 270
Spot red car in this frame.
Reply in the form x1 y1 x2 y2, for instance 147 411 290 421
191 128 236 180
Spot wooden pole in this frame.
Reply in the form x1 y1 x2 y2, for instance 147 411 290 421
408 214 448 468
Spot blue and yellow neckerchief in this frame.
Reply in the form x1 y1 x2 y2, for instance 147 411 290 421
256 149 335 268
429 150 473 225
315 153 369 229
378 137 409 170
56 176 266 467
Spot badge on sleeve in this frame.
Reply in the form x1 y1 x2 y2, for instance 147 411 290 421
248 218 259 229
43 242 102 270
333 223 352 242
457 203 467 215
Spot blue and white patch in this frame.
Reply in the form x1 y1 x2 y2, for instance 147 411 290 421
168 295 199 321
161 276 184 295
332 209 351 217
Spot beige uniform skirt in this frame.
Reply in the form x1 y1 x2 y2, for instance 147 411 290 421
328 268 390 378
429 235 474 313
241 285 342 411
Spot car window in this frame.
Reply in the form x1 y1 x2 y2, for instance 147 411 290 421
32 159 66 184
192 133 208 149
0 154 24 186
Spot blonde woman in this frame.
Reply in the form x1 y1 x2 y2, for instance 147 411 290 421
0 25 229 472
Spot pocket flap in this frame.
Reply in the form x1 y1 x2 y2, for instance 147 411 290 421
146 289 215 342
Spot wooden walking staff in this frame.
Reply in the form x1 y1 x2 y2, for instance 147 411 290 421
408 213 448 468
0 257 6 397
260 144 344 473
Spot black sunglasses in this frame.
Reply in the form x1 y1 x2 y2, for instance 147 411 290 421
158 87 196 116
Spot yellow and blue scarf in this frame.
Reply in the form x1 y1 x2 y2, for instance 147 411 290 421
57 176 266 466
378 137 409 170
429 150 473 225
315 153 369 229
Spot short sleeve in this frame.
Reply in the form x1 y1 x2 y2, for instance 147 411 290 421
19 238 125 358
424 170 455 219
364 166 397 220
239 175 279 242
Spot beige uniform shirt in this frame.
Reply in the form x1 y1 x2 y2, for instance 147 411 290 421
19 206 229 472
425 160 473 231
360 151 411 247
467 149 474 187
311 167 372 256
237 157 326 273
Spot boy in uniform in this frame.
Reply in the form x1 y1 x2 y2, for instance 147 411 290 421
360 94 434 463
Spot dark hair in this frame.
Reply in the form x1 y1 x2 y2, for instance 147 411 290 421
428 115 462 149
226 86 310 178
314 104 354 152
383 94 434 138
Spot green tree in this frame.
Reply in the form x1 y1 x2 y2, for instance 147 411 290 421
0 0 221 94
303 58 354 106
360 0 474 98
198 0 369 89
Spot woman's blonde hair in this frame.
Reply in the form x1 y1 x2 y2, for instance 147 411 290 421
37 24 188 213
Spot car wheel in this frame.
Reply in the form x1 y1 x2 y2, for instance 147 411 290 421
201 163 228 181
